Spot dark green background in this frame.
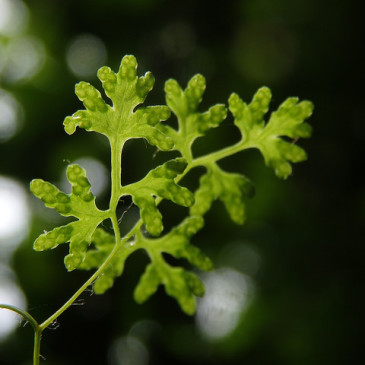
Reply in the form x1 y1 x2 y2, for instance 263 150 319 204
0 0 363 364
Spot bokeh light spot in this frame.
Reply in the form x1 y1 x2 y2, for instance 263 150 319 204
0 0 29 37
0 40 7 72
0 264 27 342
0 90 23 142
2 35 46 84
66 34 107 79
196 268 254 340
108 336 149 365
0 177 30 258
129 319 160 341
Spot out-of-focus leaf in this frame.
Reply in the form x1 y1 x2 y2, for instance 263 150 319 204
190 163 255 224
134 216 211 315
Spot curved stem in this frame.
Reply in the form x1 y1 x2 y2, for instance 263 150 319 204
7 129 253 363
39 220 122 331
0 304 41 365
0 304 38 331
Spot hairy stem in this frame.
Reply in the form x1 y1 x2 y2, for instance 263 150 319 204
0 304 38 333
0 304 41 365
39 237 116 330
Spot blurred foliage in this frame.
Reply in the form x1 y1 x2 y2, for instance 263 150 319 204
0 0 363 364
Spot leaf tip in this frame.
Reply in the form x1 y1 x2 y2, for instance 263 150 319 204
136 71 155 99
119 54 138 81
164 78 181 94
64 253 83 271
63 116 77 135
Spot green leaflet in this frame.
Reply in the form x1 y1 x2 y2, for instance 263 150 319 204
134 217 212 315
121 158 194 236
79 228 139 294
190 163 255 224
228 87 313 179
157 74 227 160
79 217 211 314
30 54 313 316
63 55 173 151
30 165 108 270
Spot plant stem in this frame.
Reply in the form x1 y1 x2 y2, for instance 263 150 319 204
39 245 112 330
110 138 123 211
40 135 252 327
0 304 41 364
33 327 41 365
191 139 254 168
2 132 254 364
40 138 125 332
0 304 38 332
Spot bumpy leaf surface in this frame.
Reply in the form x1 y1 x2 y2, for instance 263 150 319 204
157 74 227 159
30 54 313 316
228 87 313 178
134 216 212 315
79 228 139 294
30 165 108 270
79 217 212 313
64 55 173 150
190 163 254 224
121 158 194 236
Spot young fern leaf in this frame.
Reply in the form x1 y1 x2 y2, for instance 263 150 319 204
30 54 313 318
